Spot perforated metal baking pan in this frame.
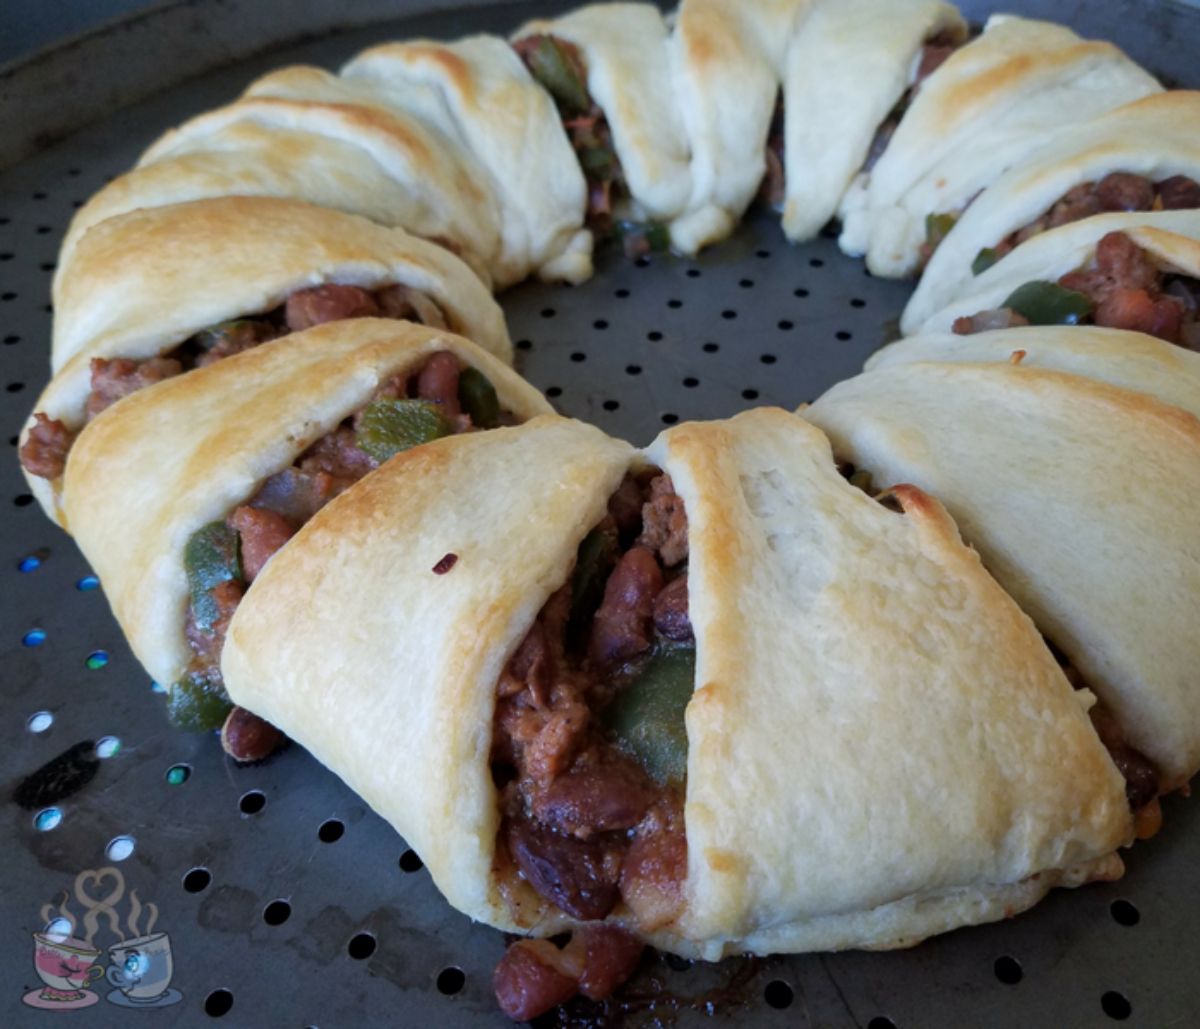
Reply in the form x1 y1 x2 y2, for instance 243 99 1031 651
3 1 1199 1025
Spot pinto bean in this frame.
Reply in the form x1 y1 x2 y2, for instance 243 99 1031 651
1094 288 1183 342
19 413 75 480
415 351 462 420
1157 175 1200 210
1095 172 1155 212
285 284 380 331
493 940 579 1022
577 925 644 1002
653 575 692 642
588 547 663 669
220 706 286 763
227 506 294 582
532 754 656 838
506 817 621 921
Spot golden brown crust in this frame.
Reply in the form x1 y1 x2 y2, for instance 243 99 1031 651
63 318 551 689
221 416 636 928
25 196 508 525
808 361 1200 786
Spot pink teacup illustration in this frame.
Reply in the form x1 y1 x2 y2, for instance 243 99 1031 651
25 932 103 1009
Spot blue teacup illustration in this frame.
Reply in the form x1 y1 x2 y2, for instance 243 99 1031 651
105 932 181 1007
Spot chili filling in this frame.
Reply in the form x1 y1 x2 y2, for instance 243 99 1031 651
19 282 448 482
952 230 1200 347
922 172 1200 270
173 351 509 762
860 32 965 179
513 34 669 260
490 471 693 1021
1046 641 1164 840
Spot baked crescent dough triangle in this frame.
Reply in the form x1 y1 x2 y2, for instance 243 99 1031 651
808 362 1200 787
63 319 551 690
222 408 1130 957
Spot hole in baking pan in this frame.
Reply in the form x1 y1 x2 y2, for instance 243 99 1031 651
1 291 17 301
867 1018 897 1029
0 252 11 261
77 575 100 591
810 257 825 268
263 900 291 926
836 330 854 341
764 980 793 1009
778 320 794 331
685 268 700 278
4 333 20 344
318 819 345 843
663 953 691 972
105 835 135 862
760 353 777 364
794 287 810 298
593 319 608 330
398 849 423 873
8 436 17 446
702 342 719 354
1101 990 1132 1020
614 288 630 298
546 386 563 398
165 763 191 785
755 249 770 259
35 225 51 234
721 309 737 320
34 807 62 831
85 650 109 669
993 955 1023 985
204 988 233 1017
436 967 465 995
14 494 34 507
4 381 23 393
647 330 663 341
239 790 266 815
95 736 120 758
540 307 556 319
183 867 212 893
661 413 679 425
31 191 46 200
27 711 53 733
570 351 586 362
625 364 643 376
667 298 682 308
515 338 532 351
739 278 755 288
682 377 699 388
742 389 760 401
1110 899 1140 926
22 628 46 647
602 400 620 411
347 932 376 960
851 297 867 308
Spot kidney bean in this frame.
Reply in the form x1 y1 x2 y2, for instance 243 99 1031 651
653 575 693 642
506 818 621 921
532 754 656 838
